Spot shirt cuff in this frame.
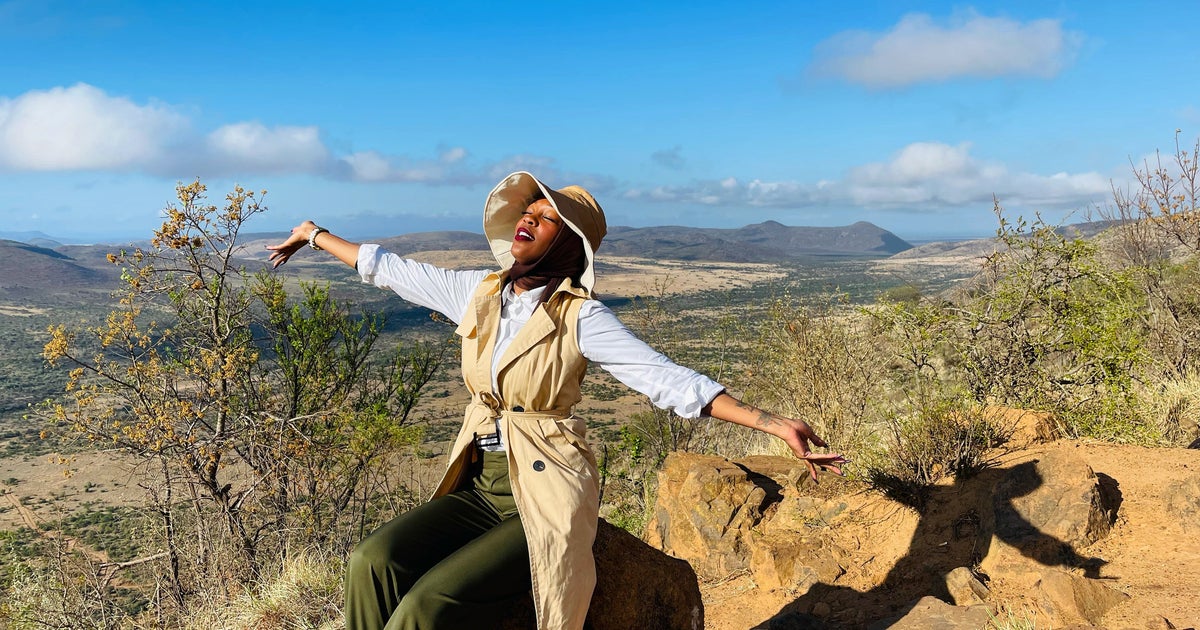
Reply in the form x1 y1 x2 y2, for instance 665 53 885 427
677 381 727 419
356 243 381 281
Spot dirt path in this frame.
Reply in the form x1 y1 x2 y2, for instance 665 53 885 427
3 490 111 564
3 490 40 530
1070 442 1200 629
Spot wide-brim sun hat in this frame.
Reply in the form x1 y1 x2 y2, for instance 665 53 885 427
483 171 607 294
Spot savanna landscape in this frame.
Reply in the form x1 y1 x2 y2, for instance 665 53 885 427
2 142 1200 630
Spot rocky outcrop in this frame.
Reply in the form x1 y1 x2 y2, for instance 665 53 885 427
499 519 703 630
979 450 1119 578
987 406 1058 448
645 453 848 591
650 446 1136 629
943 567 989 606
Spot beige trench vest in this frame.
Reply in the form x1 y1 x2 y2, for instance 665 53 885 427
432 271 600 630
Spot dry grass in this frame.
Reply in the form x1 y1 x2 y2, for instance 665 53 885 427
1141 370 1200 445
183 551 345 630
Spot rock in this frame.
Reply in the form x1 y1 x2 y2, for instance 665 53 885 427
750 534 845 592
988 406 1059 448
498 519 703 630
980 450 1118 577
1164 472 1200 532
646 452 848 592
645 453 768 578
1145 615 1179 629
944 566 989 606
1033 569 1129 626
875 595 992 630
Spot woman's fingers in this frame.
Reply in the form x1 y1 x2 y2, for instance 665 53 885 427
803 453 848 465
799 452 849 482
266 241 302 268
812 462 844 477
784 421 842 478
804 459 819 483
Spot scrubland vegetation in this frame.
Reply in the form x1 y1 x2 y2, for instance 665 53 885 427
2 137 1199 628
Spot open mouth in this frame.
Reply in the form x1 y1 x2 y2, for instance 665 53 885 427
515 227 534 241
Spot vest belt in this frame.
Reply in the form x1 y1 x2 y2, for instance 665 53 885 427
466 400 572 421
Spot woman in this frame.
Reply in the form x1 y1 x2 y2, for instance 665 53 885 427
268 171 846 630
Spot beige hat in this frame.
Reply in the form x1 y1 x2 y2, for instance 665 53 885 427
483 171 607 293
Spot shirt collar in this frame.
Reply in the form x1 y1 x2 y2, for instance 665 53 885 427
501 282 546 310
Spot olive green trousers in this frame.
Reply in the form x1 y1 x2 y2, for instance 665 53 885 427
344 452 531 630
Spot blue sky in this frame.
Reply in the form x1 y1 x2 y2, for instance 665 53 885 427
0 0 1197 243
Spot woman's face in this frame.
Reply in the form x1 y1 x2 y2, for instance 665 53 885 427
511 198 563 264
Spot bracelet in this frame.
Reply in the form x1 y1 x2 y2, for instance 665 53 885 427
308 226 328 250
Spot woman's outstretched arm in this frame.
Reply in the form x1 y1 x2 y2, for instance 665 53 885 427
702 393 847 483
267 220 361 269
575 301 847 482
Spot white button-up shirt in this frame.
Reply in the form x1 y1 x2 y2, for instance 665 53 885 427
357 245 726 449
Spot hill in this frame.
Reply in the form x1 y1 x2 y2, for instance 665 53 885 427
602 220 912 261
870 218 1136 296
0 240 117 294
24 221 912 269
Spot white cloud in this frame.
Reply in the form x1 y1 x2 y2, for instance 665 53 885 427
486 154 559 181
0 84 530 186
624 141 1112 212
336 147 476 184
205 122 329 173
0 85 610 200
849 142 976 185
810 11 1082 88
0 83 186 170
340 151 394 182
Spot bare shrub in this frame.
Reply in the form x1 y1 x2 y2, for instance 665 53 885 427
860 394 1007 509
744 294 886 460
38 181 444 623
1 536 136 629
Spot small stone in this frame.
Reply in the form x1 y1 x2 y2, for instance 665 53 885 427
945 566 990 606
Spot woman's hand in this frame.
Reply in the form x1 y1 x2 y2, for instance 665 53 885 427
266 221 319 268
772 416 849 483
703 393 848 483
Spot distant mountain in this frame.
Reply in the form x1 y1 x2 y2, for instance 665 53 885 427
889 238 1000 260
375 231 490 256
0 230 93 247
888 218 1128 263
355 222 911 262
601 220 912 261
8 222 913 301
264 223 910 262
0 239 117 292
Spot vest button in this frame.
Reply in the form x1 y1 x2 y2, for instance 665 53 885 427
532 460 546 472
512 406 524 412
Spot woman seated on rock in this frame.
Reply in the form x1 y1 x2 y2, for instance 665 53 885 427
267 171 847 630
